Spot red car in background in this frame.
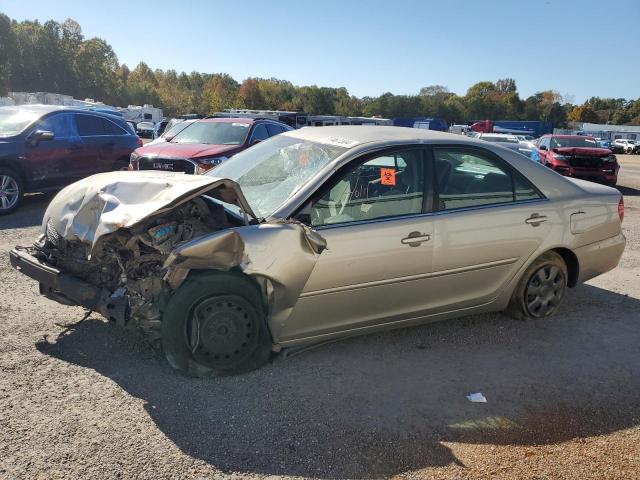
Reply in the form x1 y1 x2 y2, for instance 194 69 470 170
534 134 619 186
129 117 292 174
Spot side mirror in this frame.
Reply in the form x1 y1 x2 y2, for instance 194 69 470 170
539 145 547 151
28 130 55 146
163 135 174 142
251 138 262 145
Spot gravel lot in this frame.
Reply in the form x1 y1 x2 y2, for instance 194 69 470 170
1 156 639 479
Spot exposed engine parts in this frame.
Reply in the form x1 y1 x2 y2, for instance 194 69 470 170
35 198 231 343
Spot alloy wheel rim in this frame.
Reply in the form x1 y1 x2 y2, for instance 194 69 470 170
0 175 19 211
525 265 565 317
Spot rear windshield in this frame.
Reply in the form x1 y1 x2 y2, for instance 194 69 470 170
171 121 250 145
551 137 598 148
0 108 40 137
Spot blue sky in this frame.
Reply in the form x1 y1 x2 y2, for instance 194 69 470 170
3 0 639 102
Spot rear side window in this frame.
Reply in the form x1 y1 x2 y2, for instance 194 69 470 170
35 113 79 139
101 118 127 135
434 148 541 211
75 114 105 136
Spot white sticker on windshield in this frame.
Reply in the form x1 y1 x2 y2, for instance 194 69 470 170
232 123 250 128
317 136 361 148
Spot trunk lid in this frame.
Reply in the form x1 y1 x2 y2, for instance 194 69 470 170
43 171 257 248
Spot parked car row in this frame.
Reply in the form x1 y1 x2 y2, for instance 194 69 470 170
129 117 293 174
532 134 619 186
609 138 640 154
0 104 628 216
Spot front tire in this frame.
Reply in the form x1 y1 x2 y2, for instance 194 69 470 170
505 252 568 320
161 271 272 377
0 168 24 215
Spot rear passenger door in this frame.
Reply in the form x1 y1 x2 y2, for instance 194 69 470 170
74 113 115 178
429 146 551 312
282 147 436 342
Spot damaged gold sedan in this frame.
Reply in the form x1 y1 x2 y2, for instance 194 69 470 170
10 127 625 375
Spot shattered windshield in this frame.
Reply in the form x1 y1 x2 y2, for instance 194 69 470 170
210 135 348 218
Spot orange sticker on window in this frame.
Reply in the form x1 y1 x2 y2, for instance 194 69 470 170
380 168 396 186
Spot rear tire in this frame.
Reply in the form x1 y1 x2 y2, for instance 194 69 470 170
505 251 568 320
0 168 24 215
161 271 272 377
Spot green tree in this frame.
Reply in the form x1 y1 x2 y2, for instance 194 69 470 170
0 14 16 95
567 104 600 123
203 73 239 113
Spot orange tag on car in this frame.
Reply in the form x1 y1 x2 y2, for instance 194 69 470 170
380 168 396 185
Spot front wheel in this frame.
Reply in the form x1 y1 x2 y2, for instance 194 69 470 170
161 271 272 377
0 168 24 215
505 251 568 320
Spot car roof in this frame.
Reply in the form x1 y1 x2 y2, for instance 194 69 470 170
283 125 473 149
0 104 128 122
199 117 256 124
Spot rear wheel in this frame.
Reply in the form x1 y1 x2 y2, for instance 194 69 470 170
161 271 272 377
0 168 24 215
506 252 568 320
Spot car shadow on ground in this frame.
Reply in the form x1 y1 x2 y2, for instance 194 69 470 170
0 193 52 230
617 185 640 197
36 284 640 479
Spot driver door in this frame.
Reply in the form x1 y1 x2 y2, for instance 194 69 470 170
280 147 436 343
24 112 83 189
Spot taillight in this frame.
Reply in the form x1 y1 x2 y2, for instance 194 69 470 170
618 197 624 222
136 136 143 147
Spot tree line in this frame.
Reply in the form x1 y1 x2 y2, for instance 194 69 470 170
1 14 639 127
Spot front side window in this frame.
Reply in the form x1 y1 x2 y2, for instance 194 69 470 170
266 123 284 137
310 149 424 226
250 124 269 143
434 148 540 210
36 113 79 139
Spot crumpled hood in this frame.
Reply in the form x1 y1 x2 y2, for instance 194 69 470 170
42 171 256 248
554 147 612 157
134 142 239 160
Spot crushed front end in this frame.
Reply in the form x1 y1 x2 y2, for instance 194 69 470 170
11 196 233 344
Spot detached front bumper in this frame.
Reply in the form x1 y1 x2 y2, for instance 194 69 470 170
9 248 128 324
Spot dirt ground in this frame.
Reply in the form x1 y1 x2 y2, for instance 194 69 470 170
1 156 639 480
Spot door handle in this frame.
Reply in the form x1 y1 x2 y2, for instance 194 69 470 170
525 213 547 226
401 231 431 247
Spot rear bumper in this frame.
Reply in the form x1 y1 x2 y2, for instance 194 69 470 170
574 233 626 284
9 249 127 323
